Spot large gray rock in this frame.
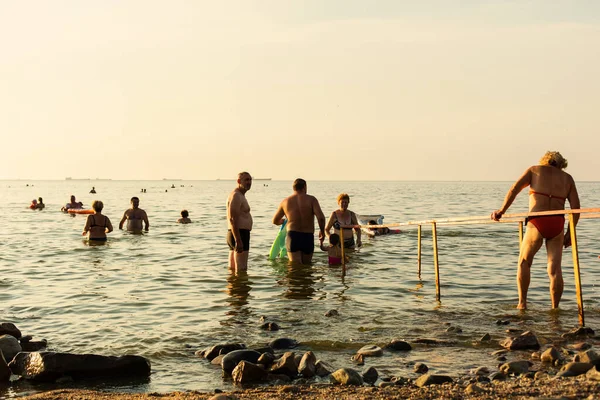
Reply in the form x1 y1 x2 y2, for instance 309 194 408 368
576 349 600 366
385 339 412 351
586 364 600 381
331 368 363 385
357 345 383 357
560 362 594 376
315 360 333 377
21 340 47 352
203 344 246 361
0 351 10 382
0 335 22 363
500 331 540 350
8 352 150 382
541 347 561 363
268 338 298 350
221 350 261 375
561 327 595 339
298 351 316 378
269 352 297 378
362 366 378 385
231 361 267 384
0 323 21 339
500 361 532 375
414 374 453 387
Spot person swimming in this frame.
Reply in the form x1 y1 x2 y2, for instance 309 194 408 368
61 195 83 212
177 209 192 224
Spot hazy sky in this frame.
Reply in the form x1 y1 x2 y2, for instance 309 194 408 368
1 1 599 181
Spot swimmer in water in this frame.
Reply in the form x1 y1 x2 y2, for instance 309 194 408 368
61 195 83 212
83 200 113 241
36 197 45 210
177 209 192 224
119 197 149 232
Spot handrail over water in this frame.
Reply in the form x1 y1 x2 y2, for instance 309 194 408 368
338 207 599 327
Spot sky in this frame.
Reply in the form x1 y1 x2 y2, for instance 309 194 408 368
1 1 599 181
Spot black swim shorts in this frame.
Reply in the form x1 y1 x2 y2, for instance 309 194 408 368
343 237 355 249
227 229 251 252
286 231 314 254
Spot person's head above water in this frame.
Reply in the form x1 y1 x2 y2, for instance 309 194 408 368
38 197 43 203
181 209 189 218
130 197 140 208
539 151 568 170
31 199 37 205
293 178 307 193
237 171 252 192
329 233 340 246
70 195 76 203
92 200 104 212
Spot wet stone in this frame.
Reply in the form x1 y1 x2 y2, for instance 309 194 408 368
324 310 339 317
0 323 21 340
357 345 383 357
269 338 298 350
231 361 267 384
386 339 412 351
298 351 316 378
496 320 510 325
500 331 540 350
541 347 561 363
414 374 453 387
351 353 364 366
221 350 261 375
362 366 378 385
260 322 280 331
331 368 363 386
0 335 22 363
500 360 532 375
560 362 594 376
479 333 491 342
414 362 429 374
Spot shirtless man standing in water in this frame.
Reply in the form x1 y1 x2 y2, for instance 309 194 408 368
272 178 326 265
119 197 149 232
226 172 253 271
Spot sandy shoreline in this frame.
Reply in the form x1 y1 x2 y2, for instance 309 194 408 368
18 378 600 400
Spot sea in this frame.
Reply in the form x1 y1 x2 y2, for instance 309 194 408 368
1 180 599 397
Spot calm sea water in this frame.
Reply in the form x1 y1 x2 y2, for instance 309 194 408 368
1 180 599 397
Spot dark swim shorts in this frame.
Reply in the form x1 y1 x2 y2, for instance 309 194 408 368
227 229 251 252
286 231 314 254
343 237 355 249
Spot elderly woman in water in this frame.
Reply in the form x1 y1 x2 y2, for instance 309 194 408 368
325 193 362 249
491 151 580 310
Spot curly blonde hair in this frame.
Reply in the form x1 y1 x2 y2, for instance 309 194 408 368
337 193 350 203
539 151 568 170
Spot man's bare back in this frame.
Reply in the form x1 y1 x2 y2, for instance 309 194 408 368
272 179 325 264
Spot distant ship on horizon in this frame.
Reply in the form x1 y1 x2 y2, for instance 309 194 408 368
216 178 271 181
65 177 112 181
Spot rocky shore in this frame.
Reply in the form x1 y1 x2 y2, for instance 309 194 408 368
3 320 600 400
17 378 600 400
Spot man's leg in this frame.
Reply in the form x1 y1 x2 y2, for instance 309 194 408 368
301 252 314 264
288 251 304 264
234 251 249 271
228 251 236 269
517 224 543 309
546 232 565 308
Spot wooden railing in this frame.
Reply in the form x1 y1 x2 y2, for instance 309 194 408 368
340 208 600 327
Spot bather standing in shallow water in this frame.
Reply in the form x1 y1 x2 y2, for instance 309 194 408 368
491 151 580 310
119 196 149 232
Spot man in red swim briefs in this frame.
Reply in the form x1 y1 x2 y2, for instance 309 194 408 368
491 151 580 310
